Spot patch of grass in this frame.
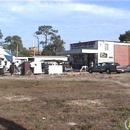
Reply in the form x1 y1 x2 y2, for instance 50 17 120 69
81 125 92 130
0 73 130 130
113 106 130 112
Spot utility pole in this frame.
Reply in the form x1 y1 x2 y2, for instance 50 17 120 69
33 34 40 55
16 44 18 57
32 36 35 57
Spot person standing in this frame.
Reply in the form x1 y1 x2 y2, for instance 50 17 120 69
89 60 94 67
91 61 94 67
9 62 15 76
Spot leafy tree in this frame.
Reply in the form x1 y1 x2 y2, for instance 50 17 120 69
20 47 31 56
119 30 130 42
4 36 12 44
41 44 56 55
4 35 30 56
4 35 23 52
2 43 9 50
35 25 58 47
35 25 65 55
51 35 65 52
0 30 3 39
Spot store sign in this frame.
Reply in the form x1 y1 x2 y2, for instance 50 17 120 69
70 41 98 49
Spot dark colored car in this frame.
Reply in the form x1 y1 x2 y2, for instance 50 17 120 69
87 62 120 74
116 65 127 73
116 64 130 73
126 65 130 72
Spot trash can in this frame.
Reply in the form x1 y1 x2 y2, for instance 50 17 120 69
21 61 33 75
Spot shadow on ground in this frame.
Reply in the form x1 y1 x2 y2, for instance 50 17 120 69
0 117 27 130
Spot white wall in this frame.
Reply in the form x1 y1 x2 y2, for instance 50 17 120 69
98 41 114 63
49 65 63 75
33 56 68 62
30 61 42 74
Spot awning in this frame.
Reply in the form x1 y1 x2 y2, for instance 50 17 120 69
5 55 12 61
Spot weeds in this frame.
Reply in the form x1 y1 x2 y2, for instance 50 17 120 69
0 73 130 130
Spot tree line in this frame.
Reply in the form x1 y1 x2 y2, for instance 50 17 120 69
1 26 130 56
1 25 65 56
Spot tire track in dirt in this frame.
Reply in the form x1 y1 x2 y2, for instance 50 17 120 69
111 80 130 87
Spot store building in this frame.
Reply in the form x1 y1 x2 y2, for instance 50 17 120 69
57 40 130 69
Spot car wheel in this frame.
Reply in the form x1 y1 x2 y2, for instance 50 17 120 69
88 69 93 73
106 69 111 74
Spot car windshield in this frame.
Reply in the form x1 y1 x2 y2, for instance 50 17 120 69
94 63 102 67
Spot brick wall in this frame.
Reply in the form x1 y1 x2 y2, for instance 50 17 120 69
114 45 130 65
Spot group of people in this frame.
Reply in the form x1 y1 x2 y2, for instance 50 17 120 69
9 62 20 76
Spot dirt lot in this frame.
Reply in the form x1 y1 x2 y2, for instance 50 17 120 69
0 72 130 130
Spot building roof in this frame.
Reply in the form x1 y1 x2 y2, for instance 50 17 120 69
70 40 125 45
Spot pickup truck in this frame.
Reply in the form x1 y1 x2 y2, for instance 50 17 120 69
87 62 120 74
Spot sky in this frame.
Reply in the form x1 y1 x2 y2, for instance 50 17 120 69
0 0 130 50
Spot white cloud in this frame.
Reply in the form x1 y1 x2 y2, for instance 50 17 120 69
50 0 71 1
0 0 72 1
1 1 129 20
73 3 130 19
0 1 130 49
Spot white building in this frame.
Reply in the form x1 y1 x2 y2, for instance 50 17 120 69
57 40 130 69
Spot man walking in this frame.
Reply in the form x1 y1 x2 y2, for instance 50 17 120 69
9 62 15 76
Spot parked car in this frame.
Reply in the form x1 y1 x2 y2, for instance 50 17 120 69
60 61 73 72
116 65 127 73
126 65 130 72
116 64 130 73
87 62 120 74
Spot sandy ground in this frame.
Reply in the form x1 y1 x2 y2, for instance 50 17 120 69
1 71 130 88
0 71 130 130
